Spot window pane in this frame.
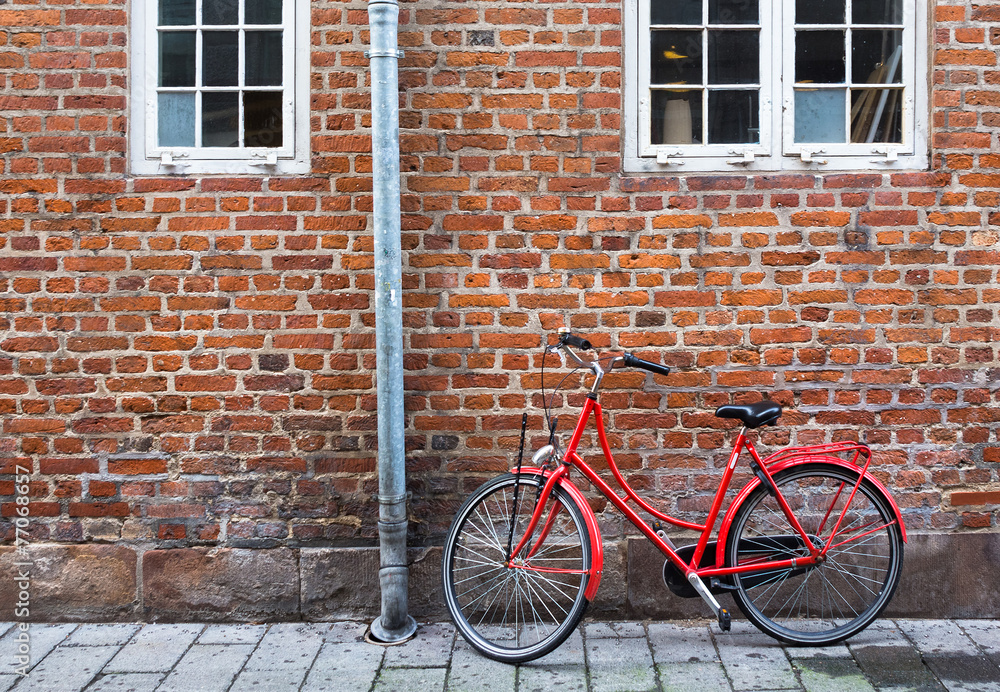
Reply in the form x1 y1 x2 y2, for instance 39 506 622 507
795 30 845 83
851 87 902 142
203 0 238 25
853 0 902 24
203 92 239 147
246 31 283 86
203 32 239 87
652 90 703 144
246 0 283 24
159 32 196 87
651 30 702 85
709 30 758 84
651 0 702 25
709 0 758 24
159 0 195 26
796 0 844 24
708 90 759 143
795 89 846 142
852 30 903 84
158 93 195 147
244 91 283 147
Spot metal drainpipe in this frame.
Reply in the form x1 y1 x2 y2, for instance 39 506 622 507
367 0 417 643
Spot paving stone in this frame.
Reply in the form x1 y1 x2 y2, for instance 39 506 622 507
899 620 982 655
446 638 517 691
64 624 140 647
523 628 584 666
0 623 75 672
794 657 875 692
517 664 587 692
648 622 718 663
300 641 383 692
103 624 202 673
240 622 326 673
14 644 118 692
587 634 657 692
850 644 945 691
957 620 1000 667
584 621 647 638
0 624 12 638
374 666 448 692
845 619 912 648
325 620 369 644
922 654 1000 692
383 622 455 668
716 634 798 691
157 643 255 692
197 624 268 645
302 641 385 692
84 673 163 692
658 661 732 691
782 641 851 659
0 676 16 692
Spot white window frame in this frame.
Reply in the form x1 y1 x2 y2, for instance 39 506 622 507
130 0 310 176
624 0 929 172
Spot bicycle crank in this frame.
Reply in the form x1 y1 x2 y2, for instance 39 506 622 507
686 573 732 632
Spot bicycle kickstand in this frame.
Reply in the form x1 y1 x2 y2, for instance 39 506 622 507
686 573 732 632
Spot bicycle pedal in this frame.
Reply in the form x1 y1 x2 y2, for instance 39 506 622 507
652 522 677 551
718 608 732 632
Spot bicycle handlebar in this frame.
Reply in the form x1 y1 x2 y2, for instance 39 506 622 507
554 331 670 378
622 353 671 377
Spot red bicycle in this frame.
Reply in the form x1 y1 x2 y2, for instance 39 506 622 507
442 330 905 663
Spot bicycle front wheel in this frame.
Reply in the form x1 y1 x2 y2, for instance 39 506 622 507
442 473 591 663
725 463 903 645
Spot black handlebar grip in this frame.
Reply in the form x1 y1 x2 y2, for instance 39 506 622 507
623 352 671 377
561 333 593 351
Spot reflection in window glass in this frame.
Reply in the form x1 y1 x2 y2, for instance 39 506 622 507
795 30 845 83
795 89 846 142
852 30 902 83
246 0 283 24
796 0 844 24
202 92 240 147
203 0 239 25
160 0 195 26
158 93 195 147
851 87 902 142
159 32 196 87
652 90 703 144
853 0 902 25
709 90 759 143
244 92 284 147
203 32 239 87
709 0 757 24
651 0 702 25
651 30 702 84
246 31 283 86
709 30 759 84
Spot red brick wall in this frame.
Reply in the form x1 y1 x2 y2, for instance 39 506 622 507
1 0 998 559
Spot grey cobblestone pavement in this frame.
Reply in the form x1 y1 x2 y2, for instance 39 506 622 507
1 619 998 692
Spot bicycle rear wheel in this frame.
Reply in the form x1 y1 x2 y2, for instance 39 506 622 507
725 463 903 645
442 473 591 663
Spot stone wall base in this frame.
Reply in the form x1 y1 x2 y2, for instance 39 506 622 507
2 533 996 622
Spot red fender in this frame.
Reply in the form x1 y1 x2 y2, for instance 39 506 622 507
715 456 907 567
513 468 604 601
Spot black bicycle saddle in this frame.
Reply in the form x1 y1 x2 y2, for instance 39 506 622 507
714 401 782 428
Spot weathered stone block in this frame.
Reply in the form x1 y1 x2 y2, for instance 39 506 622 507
0 544 137 621
142 548 298 621
625 537 713 619
885 532 1000 618
300 546 447 621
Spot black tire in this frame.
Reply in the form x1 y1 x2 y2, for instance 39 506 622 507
725 463 904 645
442 473 591 663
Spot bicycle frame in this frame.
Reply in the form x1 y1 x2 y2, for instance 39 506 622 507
508 394 907 611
